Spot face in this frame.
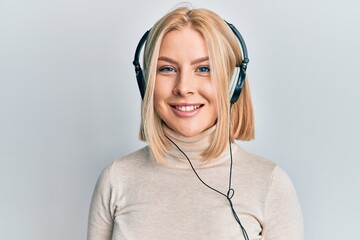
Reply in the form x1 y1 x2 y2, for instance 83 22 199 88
153 26 218 137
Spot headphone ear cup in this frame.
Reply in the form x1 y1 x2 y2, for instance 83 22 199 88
142 69 147 83
133 30 150 100
141 69 147 96
135 66 146 99
230 67 246 105
229 67 241 104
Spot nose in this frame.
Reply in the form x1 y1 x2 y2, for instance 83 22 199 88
172 69 195 97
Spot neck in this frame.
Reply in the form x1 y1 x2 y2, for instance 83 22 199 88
160 125 228 169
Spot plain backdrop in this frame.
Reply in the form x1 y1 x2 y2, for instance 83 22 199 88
1 0 359 239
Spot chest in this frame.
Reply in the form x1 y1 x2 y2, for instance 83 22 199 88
111 167 265 240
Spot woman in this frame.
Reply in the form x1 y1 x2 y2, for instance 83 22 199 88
87 6 304 240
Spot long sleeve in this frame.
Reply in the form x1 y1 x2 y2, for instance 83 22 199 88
262 166 304 240
86 144 304 239
87 166 114 240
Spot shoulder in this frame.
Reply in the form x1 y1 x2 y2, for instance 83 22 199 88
234 145 295 189
111 146 152 169
96 146 152 187
232 144 295 199
233 144 277 176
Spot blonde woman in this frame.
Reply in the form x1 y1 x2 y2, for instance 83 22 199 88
88 6 303 240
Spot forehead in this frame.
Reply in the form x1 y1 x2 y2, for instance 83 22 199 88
158 26 209 60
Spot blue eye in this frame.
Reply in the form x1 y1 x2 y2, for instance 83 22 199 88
159 66 175 72
197 66 210 73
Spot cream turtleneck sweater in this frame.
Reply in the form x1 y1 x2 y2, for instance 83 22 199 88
87 126 304 240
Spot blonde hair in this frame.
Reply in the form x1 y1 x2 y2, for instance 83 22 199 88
139 6 254 162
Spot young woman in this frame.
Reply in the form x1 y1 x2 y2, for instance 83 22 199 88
87 6 304 240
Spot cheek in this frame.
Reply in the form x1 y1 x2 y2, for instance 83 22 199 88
205 88 221 118
202 82 217 105
153 92 162 116
153 81 169 118
154 76 170 97
153 84 165 107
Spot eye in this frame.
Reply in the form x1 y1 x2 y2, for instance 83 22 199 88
158 66 176 72
197 66 210 73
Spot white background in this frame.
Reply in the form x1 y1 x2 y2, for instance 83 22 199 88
0 0 359 239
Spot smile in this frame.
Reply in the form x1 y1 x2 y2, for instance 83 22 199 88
175 105 202 112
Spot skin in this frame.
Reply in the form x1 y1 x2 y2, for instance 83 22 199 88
154 25 218 137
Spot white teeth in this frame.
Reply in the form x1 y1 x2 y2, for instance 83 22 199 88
175 105 200 112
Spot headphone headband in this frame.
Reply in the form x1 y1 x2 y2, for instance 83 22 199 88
132 21 249 104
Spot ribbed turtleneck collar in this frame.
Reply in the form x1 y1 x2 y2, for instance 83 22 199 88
161 125 230 169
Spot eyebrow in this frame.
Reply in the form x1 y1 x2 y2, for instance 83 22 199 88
191 56 209 65
157 56 209 65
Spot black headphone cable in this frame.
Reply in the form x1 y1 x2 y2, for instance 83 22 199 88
165 132 249 240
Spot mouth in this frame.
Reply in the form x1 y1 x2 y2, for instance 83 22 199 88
170 104 204 112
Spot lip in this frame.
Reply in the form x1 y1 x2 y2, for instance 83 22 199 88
169 102 204 117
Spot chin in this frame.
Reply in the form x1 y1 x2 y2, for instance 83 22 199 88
178 131 199 137
175 126 213 138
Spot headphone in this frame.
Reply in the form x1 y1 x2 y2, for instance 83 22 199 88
132 21 249 105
